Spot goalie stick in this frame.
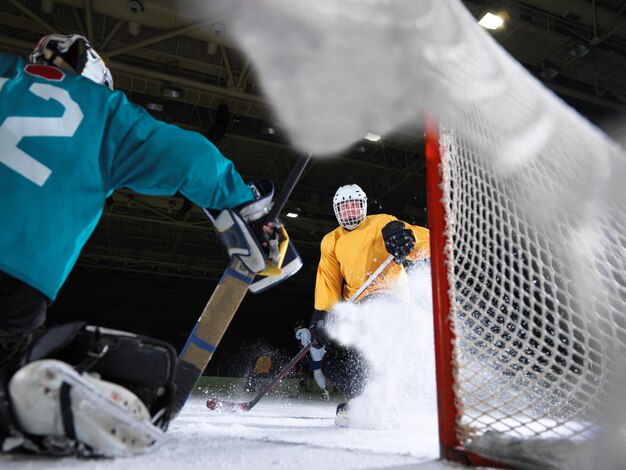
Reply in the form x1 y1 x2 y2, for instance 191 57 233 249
206 342 313 412
205 253 395 412
173 154 312 415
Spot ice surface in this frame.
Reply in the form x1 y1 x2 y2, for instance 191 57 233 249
0 268 458 470
0 396 445 470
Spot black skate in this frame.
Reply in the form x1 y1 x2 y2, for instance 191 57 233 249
335 402 349 427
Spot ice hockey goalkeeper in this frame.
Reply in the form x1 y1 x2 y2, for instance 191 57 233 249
0 34 295 457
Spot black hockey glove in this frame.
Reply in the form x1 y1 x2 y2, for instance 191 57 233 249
309 310 330 346
381 220 415 264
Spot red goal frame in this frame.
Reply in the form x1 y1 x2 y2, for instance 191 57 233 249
425 119 509 469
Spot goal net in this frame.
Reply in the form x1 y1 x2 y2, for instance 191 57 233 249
425 56 626 470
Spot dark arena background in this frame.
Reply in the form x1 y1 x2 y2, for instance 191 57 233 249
2 4 626 469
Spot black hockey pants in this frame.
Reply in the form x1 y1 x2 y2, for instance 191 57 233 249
321 344 369 399
320 292 403 400
0 271 48 336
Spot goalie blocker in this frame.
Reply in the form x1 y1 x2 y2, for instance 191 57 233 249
203 179 302 292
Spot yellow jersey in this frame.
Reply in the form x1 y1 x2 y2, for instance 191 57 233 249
314 214 430 311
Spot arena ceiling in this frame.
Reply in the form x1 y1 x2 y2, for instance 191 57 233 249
1 0 625 352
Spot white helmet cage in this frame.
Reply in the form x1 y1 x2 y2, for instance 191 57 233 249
333 184 367 230
30 34 113 90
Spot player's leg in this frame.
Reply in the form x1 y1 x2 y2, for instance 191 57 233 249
321 344 370 426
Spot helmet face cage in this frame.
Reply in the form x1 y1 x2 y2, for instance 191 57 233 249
30 34 113 90
333 184 367 230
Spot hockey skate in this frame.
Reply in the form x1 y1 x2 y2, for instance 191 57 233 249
335 402 349 427
8 359 164 457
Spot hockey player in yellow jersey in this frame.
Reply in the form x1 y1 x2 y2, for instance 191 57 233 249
315 187 430 311
309 184 429 425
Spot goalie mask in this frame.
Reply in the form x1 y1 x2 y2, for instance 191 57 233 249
30 34 113 90
333 184 367 230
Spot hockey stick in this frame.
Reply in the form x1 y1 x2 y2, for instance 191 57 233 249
173 154 312 414
347 253 394 304
205 253 395 412
206 342 313 411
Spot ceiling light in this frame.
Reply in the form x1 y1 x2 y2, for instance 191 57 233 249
539 62 559 80
478 12 504 30
568 42 590 58
163 87 181 99
146 103 163 112
364 132 381 142
262 127 277 135
286 212 298 218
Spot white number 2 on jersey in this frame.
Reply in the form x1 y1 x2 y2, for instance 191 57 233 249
0 82 84 186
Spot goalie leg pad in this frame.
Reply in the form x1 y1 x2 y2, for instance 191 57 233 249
53 325 180 429
9 359 163 457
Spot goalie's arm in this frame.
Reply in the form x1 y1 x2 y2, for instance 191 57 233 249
106 94 254 211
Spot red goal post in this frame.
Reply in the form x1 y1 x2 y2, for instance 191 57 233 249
426 117 504 468
425 117 460 460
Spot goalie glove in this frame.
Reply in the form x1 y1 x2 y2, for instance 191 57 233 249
204 179 291 275
381 220 415 264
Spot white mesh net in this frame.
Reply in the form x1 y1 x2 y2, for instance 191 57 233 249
439 98 626 448
422 0 626 449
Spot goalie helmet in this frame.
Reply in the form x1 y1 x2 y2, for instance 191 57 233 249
30 34 113 90
333 184 367 230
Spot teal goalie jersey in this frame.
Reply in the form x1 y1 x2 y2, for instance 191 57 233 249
0 54 253 300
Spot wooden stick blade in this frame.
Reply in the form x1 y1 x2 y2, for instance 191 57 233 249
206 397 249 412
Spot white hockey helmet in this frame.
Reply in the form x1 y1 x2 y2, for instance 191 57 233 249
333 184 367 230
30 34 113 90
